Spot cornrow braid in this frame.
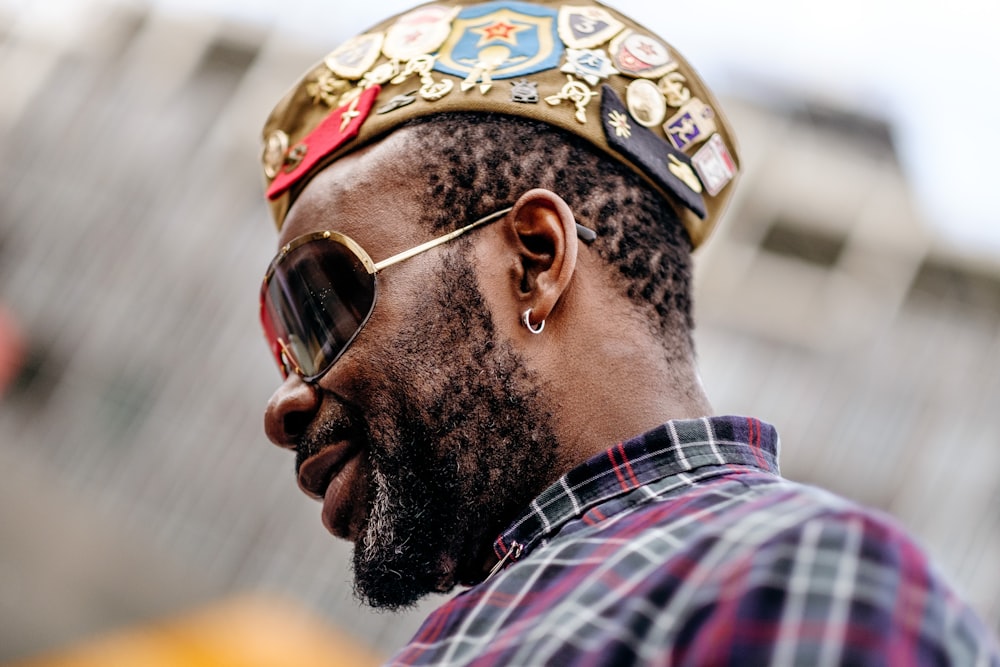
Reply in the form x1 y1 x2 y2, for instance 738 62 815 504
401 112 695 345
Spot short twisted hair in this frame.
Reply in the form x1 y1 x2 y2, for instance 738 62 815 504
401 112 695 348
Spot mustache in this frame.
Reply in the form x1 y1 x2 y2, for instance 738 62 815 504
294 403 364 474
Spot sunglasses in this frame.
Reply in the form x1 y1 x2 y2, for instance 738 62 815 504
260 206 597 382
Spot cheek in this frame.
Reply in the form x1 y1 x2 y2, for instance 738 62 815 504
317 267 426 393
470 237 521 342
368 260 434 340
330 250 498 423
369 259 457 358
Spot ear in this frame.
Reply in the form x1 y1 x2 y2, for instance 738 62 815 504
506 189 579 325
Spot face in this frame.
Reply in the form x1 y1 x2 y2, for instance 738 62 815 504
264 133 562 609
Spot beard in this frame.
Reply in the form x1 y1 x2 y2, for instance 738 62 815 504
301 247 562 610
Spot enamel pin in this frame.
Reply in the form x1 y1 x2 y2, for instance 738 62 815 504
511 78 539 103
557 6 624 49
658 64 690 107
389 55 454 101
600 85 706 217
435 1 562 90
609 30 674 79
560 48 618 85
667 154 702 194
626 78 666 128
362 60 402 89
283 143 307 172
377 91 419 114
664 98 717 152
692 133 737 196
607 109 631 138
262 130 289 179
266 85 382 200
546 74 597 123
325 33 385 81
307 69 351 107
383 5 459 60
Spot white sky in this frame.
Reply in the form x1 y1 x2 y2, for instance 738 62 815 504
13 0 999 255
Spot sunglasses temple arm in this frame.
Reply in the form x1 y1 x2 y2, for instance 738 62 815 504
574 222 597 244
373 207 512 272
372 206 596 273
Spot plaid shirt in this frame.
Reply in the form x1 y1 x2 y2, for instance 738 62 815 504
388 416 1000 666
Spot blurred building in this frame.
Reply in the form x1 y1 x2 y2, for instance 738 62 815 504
0 0 997 662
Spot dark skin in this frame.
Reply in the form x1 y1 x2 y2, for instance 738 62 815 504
264 128 713 606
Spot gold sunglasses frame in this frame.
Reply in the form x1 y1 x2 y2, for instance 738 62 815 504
261 205 597 381
262 207 513 381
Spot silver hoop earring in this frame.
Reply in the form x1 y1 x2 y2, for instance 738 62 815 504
521 309 545 334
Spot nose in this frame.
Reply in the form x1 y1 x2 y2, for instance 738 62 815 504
264 376 320 450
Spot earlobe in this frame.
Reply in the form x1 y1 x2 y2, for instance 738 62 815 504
507 189 579 324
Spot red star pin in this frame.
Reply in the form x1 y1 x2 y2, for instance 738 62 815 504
475 20 524 46
484 21 516 39
637 40 659 58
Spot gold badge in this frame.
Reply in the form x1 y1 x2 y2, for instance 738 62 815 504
336 86 363 109
545 74 598 124
667 154 702 194
626 78 666 128
607 110 631 138
262 130 289 179
361 59 401 88
306 69 351 107
339 99 363 132
325 33 385 80
390 55 454 101
421 77 454 100
658 63 690 107
460 50 509 94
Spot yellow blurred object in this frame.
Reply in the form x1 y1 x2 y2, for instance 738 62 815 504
6 595 383 667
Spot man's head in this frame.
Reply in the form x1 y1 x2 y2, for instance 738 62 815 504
260 1 737 610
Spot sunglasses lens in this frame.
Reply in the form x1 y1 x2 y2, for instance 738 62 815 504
261 237 375 380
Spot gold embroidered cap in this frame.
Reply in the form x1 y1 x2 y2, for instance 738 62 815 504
260 0 740 248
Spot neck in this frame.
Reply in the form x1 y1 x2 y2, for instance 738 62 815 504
549 335 712 472
520 269 711 470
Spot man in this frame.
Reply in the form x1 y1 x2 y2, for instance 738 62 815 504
258 1 1000 663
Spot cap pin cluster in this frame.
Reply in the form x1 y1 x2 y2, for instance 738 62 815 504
260 1 739 248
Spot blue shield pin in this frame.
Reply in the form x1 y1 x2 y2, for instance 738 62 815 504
434 2 562 81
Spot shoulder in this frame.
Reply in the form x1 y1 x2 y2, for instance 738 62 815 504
637 479 1000 666
389 476 999 665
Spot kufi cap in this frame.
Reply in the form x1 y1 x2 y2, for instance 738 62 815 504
260 0 740 248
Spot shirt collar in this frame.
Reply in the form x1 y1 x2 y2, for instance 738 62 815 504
490 416 780 569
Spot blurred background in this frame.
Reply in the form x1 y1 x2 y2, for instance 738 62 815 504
1 0 998 663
